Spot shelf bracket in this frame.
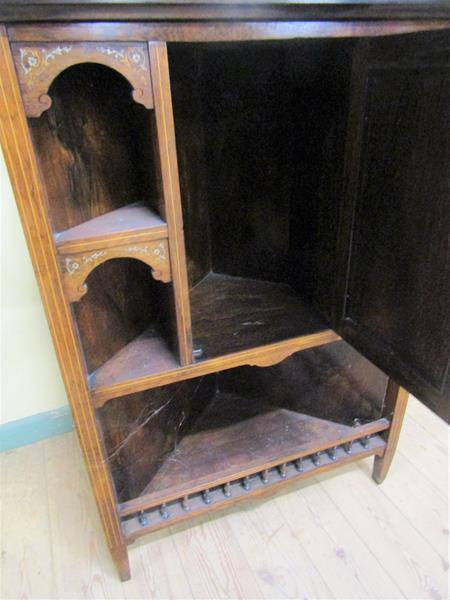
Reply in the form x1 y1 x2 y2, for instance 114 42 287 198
11 42 154 117
59 239 171 302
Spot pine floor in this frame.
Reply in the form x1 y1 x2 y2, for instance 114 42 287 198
0 396 448 600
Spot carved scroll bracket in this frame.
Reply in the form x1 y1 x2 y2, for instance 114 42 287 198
59 240 171 302
246 348 298 368
12 42 154 117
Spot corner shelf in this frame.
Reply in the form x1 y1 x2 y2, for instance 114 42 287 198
118 391 389 541
121 435 386 542
55 201 167 254
54 202 172 302
190 273 330 359
89 327 180 395
123 393 390 510
90 325 339 406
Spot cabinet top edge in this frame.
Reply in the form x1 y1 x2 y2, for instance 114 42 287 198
1 2 450 23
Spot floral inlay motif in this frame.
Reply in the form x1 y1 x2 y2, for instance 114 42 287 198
63 251 107 276
127 243 167 262
19 46 73 80
18 44 148 85
95 46 148 76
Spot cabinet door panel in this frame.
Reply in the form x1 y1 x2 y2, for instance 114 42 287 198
340 31 450 420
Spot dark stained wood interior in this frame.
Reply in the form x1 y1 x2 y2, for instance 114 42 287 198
29 62 160 233
100 339 387 505
190 272 330 359
171 36 449 418
171 40 354 330
219 340 388 425
169 44 211 287
98 375 216 502
73 258 174 374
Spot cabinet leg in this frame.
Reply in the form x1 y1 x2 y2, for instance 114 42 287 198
111 544 131 581
373 380 409 484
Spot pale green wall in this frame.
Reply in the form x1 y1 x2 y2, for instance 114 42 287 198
0 147 68 424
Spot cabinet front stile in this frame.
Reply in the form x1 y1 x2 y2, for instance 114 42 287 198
0 27 131 581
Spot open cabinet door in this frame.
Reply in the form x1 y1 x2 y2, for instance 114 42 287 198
337 30 450 421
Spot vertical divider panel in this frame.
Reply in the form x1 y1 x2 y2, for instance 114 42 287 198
0 28 130 581
148 42 193 366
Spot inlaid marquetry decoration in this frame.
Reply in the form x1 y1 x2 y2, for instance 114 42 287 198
11 42 154 117
59 240 171 302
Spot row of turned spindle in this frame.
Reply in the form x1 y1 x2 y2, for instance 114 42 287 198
136 433 372 527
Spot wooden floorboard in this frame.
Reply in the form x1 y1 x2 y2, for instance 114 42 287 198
1 397 448 599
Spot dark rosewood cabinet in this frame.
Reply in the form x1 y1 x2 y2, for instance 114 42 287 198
0 1 448 581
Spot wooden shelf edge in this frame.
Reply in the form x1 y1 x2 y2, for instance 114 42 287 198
55 202 168 255
91 329 341 406
56 225 169 254
122 435 386 543
117 417 389 517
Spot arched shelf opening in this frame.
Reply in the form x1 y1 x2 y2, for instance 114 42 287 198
60 238 171 302
27 62 162 234
72 258 178 382
13 42 153 117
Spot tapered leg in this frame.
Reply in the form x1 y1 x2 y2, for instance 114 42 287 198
111 544 131 582
373 379 409 484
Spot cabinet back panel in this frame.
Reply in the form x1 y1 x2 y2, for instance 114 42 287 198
201 42 292 282
29 63 159 232
203 41 352 291
98 376 216 502
218 340 387 425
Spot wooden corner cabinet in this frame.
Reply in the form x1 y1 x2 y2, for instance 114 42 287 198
1 1 449 581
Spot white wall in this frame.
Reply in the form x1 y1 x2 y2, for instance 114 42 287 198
0 147 67 424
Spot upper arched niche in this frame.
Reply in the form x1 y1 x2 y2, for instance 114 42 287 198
12 42 154 117
27 61 159 233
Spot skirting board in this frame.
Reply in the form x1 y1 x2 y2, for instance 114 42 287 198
0 406 74 452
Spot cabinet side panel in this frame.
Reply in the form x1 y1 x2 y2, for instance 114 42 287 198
0 28 126 555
